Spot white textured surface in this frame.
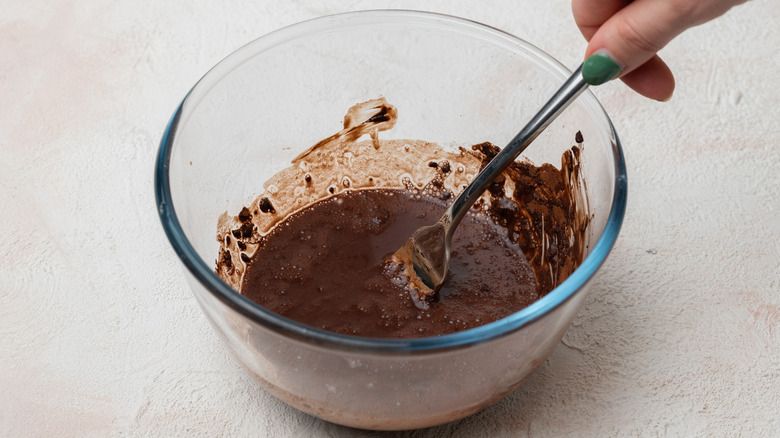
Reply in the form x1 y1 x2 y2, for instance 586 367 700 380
1 0 778 436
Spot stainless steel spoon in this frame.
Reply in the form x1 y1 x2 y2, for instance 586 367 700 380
398 57 613 300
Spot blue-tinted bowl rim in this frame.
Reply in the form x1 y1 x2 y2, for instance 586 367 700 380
154 10 627 354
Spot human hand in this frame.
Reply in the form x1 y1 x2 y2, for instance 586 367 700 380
573 0 749 100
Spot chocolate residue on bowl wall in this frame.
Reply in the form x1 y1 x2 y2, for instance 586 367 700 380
216 97 589 337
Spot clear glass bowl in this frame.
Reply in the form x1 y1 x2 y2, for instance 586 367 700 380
155 10 626 430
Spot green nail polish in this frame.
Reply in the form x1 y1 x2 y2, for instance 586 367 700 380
582 52 622 86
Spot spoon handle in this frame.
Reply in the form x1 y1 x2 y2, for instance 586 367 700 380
443 63 589 231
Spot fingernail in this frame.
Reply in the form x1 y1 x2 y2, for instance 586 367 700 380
582 50 623 86
658 93 673 102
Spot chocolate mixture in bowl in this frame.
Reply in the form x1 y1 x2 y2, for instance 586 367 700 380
216 98 589 338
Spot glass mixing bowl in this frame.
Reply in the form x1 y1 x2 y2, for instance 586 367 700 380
155 10 626 430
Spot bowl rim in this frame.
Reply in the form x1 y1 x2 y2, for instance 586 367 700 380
154 9 627 354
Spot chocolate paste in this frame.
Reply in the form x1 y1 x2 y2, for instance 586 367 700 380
216 98 589 338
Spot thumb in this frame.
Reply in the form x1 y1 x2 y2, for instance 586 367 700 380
584 0 695 82
579 0 748 99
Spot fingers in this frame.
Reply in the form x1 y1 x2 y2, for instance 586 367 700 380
572 0 748 100
585 0 693 77
571 0 629 40
573 0 677 99
619 55 676 101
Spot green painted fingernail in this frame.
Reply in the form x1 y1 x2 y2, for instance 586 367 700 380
582 51 622 86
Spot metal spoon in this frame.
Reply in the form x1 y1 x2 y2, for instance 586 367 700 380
398 55 615 300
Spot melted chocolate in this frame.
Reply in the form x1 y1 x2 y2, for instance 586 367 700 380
241 188 538 338
215 98 589 338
